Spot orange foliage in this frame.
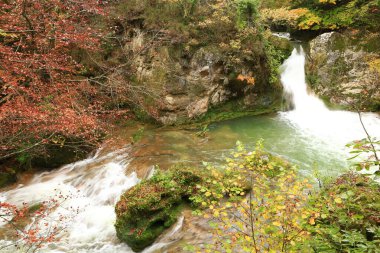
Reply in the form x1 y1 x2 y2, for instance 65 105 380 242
237 74 255 85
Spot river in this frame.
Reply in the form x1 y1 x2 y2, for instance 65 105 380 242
0 45 379 252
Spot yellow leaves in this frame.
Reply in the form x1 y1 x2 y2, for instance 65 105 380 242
244 235 251 241
198 141 315 252
261 7 309 29
334 197 343 204
368 58 380 74
275 196 284 201
261 7 306 21
328 24 338 30
229 39 242 50
205 192 212 197
0 29 18 38
319 0 336 4
262 212 270 220
298 12 322 30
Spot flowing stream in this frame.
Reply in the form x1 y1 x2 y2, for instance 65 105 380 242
0 45 379 252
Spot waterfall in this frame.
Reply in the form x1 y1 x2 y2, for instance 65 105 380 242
281 48 328 113
279 46 379 150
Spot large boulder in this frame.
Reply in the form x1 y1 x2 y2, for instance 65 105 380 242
114 168 203 252
307 31 380 111
115 166 250 251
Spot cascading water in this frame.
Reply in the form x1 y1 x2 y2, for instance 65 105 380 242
0 147 184 253
279 47 379 147
281 47 328 113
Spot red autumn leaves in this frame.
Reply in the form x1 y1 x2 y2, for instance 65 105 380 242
0 0 106 157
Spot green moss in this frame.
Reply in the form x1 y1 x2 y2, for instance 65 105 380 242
190 96 281 127
115 168 203 251
265 35 293 87
115 166 249 251
0 169 17 188
28 203 43 213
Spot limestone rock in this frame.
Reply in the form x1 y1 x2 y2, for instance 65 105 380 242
307 31 380 110
187 97 209 118
126 29 272 124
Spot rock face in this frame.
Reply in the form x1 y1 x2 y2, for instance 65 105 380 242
129 30 271 125
307 32 380 110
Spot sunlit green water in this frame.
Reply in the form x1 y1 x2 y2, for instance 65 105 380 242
129 111 362 179
208 113 350 177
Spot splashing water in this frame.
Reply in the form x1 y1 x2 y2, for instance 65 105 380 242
0 148 139 252
0 145 187 253
279 47 379 147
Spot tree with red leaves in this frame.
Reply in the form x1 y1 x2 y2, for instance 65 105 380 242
0 191 79 252
0 0 106 163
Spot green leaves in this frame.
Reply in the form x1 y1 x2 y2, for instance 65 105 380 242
185 142 380 252
303 173 380 252
346 137 380 175
188 141 313 252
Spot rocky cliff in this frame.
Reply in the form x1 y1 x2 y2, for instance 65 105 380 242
129 32 273 125
307 31 380 111
102 0 289 125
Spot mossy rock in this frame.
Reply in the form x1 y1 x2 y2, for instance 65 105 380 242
115 168 204 252
32 142 93 169
0 168 17 188
268 34 293 56
115 165 250 251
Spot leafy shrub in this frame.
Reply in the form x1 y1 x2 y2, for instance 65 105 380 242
236 0 260 28
186 141 314 252
261 7 310 30
185 142 380 252
302 173 380 252
263 0 380 32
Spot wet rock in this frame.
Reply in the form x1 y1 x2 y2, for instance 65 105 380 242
199 65 210 76
32 144 91 169
0 168 17 188
187 97 209 118
114 168 204 252
159 113 179 125
211 87 231 106
127 30 269 124
243 93 257 106
307 31 380 110
164 95 191 111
